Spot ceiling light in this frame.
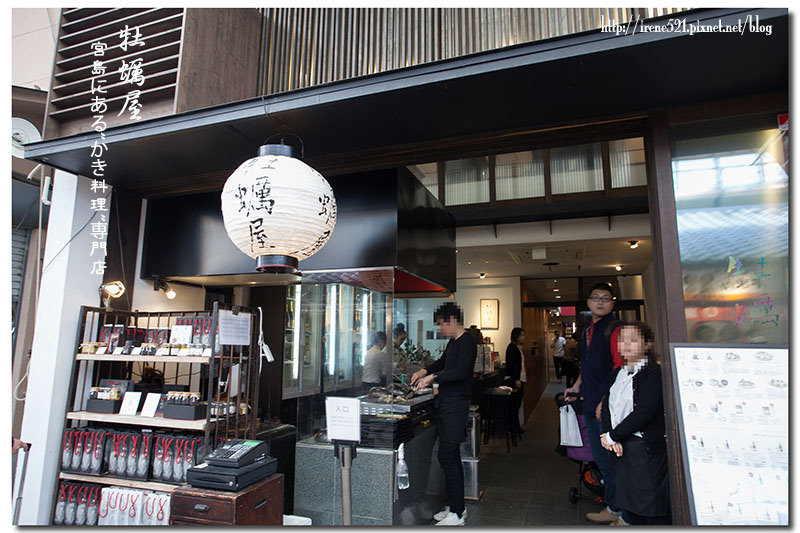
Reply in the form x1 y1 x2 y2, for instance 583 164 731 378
455 249 458 253
153 277 177 300
555 295 561 299
467 261 472 265
553 288 559 292
615 265 623 271
628 240 639 249
479 273 486 279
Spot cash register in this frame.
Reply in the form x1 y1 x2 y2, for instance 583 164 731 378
187 439 277 491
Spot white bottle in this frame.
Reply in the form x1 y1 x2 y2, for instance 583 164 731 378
396 443 410 490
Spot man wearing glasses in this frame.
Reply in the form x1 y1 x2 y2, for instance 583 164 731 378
565 282 625 525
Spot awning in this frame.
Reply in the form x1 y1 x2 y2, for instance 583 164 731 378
25 8 787 198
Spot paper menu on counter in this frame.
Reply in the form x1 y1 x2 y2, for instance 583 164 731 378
671 345 788 526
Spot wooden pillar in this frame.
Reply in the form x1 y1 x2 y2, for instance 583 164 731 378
645 110 690 525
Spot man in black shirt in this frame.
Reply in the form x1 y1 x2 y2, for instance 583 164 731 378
411 302 476 526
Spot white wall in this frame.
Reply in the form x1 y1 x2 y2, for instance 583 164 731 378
130 200 206 311
455 276 522 361
12 8 60 90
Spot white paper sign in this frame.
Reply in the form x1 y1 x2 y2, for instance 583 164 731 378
218 310 252 346
170 325 193 344
112 347 124 355
140 393 162 418
95 346 107 355
325 397 361 442
230 363 241 397
132 347 142 355
119 392 143 416
672 345 788 525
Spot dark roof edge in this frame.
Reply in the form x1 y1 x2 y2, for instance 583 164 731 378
24 7 786 163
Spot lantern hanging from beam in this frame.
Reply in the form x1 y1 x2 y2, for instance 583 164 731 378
221 144 337 273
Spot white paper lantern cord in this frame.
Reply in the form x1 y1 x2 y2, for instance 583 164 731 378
221 144 337 273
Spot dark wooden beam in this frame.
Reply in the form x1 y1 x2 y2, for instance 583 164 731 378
645 109 690 525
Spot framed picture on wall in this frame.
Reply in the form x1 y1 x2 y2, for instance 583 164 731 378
480 299 499 329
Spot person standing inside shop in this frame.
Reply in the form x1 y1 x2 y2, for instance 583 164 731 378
504 327 527 435
551 330 566 381
600 322 671 525
362 331 391 389
411 302 476 526
565 282 625 525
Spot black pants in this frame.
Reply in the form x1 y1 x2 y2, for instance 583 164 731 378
512 383 524 432
436 397 469 518
626 511 672 525
553 357 564 379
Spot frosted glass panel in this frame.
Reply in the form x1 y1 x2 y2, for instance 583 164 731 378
445 157 489 205
495 150 545 200
550 143 603 194
408 162 439 199
671 127 789 345
610 137 647 187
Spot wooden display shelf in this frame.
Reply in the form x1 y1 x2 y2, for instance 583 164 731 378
76 353 211 364
67 411 207 431
59 472 178 493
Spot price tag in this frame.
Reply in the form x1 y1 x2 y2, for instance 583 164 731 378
131 347 142 355
112 347 124 355
95 346 107 355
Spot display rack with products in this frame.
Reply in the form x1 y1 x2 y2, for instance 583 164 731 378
53 303 260 525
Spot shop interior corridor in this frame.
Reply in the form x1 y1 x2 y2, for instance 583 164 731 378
455 381 604 527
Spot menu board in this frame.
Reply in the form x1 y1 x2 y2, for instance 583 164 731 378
671 344 788 525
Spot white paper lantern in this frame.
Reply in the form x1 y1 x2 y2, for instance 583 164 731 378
221 144 337 272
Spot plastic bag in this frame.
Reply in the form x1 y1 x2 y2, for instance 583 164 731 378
87 486 100 526
61 430 73 471
70 430 85 471
53 483 67 524
137 434 152 479
127 434 140 477
75 485 88 525
98 487 112 526
559 404 583 447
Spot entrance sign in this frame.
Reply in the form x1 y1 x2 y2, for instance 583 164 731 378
671 344 788 525
218 310 252 345
325 397 361 442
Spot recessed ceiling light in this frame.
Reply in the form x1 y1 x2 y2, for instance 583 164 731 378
455 249 459 253
615 265 623 271
479 273 486 279
553 288 559 292
467 261 472 265
628 240 639 249
555 295 561 299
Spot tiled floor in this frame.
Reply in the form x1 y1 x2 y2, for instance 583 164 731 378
462 381 606 527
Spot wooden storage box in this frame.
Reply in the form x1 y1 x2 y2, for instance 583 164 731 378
170 473 283 525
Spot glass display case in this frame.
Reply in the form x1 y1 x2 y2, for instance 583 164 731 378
281 274 454 443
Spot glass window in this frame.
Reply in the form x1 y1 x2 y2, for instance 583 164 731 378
550 143 603 194
671 126 788 345
444 157 489 205
407 163 439 199
495 150 545 200
610 137 647 187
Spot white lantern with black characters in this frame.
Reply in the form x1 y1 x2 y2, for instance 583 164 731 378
221 144 337 273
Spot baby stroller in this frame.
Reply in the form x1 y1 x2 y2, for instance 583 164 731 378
554 392 605 505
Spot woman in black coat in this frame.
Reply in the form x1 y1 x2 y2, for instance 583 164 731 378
505 327 526 434
599 322 670 525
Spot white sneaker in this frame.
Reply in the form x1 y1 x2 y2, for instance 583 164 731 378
434 507 467 521
434 511 466 526
433 507 451 521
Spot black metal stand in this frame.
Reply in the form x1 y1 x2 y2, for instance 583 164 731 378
333 441 358 525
